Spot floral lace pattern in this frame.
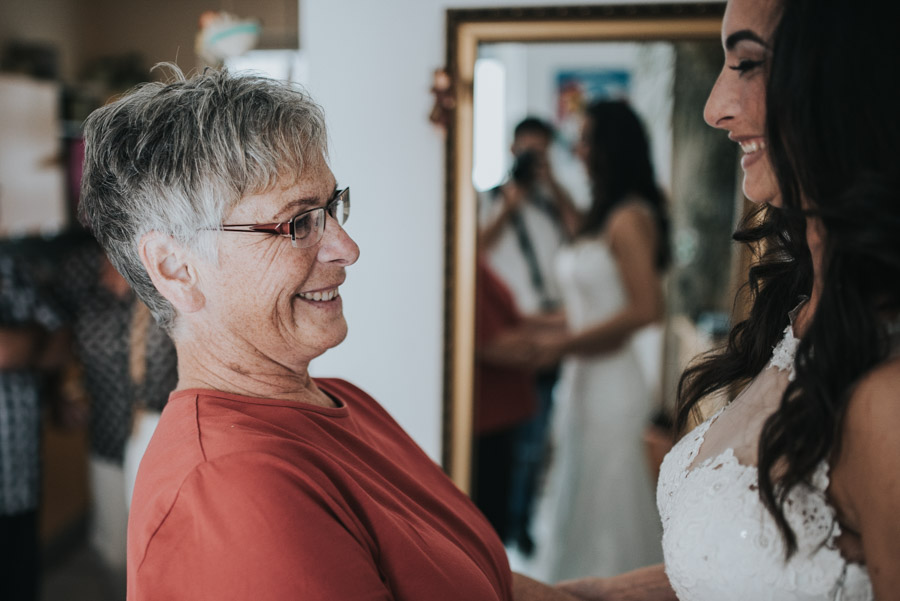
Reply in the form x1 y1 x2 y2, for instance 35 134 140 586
768 324 800 380
657 326 872 601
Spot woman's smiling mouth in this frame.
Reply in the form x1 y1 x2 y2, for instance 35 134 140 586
297 287 340 302
738 137 767 169
739 138 766 154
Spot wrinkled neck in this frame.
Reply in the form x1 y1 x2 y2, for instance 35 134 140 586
171 336 335 408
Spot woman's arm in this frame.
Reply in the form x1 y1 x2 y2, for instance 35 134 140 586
479 183 526 250
555 564 676 601
828 357 900 599
521 310 567 331
478 327 537 368
537 205 664 365
514 572 580 601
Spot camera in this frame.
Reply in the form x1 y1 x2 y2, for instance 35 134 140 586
511 150 539 187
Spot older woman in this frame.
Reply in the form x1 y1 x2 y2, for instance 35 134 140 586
80 68 574 601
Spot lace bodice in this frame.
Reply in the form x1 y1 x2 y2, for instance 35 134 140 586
657 325 872 601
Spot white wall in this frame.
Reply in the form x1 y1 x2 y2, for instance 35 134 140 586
0 76 66 237
302 0 717 461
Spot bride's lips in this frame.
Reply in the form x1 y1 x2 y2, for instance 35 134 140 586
736 137 767 169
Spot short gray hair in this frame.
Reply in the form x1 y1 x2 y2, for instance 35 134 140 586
79 66 329 332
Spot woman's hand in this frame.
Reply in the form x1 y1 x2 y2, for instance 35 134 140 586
556 577 614 601
482 328 540 368
513 572 580 601
501 181 528 213
530 330 570 370
522 310 567 332
555 565 676 601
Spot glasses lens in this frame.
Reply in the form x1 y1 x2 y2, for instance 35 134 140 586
327 189 350 226
328 199 346 226
292 209 325 248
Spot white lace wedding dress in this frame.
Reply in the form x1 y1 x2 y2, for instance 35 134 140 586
657 321 873 600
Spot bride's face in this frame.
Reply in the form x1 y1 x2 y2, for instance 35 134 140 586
704 0 782 206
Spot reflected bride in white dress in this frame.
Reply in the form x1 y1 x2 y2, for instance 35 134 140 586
526 99 671 583
531 231 663 582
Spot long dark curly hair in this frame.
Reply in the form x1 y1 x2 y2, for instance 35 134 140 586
578 100 670 270
676 0 900 557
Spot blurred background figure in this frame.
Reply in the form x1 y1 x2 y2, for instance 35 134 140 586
0 252 65 601
478 117 579 554
529 100 669 582
53 233 178 593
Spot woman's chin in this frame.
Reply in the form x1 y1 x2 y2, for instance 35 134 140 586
741 154 781 207
304 321 349 356
742 180 782 208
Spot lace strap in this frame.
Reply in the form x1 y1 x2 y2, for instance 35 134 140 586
830 562 848 601
767 324 800 380
766 300 806 380
678 407 726 469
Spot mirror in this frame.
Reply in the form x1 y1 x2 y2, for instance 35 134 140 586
443 5 744 570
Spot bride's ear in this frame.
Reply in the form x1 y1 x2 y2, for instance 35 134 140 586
139 231 205 314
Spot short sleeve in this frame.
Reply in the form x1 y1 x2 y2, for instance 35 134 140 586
133 453 394 601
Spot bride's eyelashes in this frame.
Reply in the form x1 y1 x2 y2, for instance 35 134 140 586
729 59 765 74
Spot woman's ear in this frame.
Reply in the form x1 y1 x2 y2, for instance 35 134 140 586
139 231 205 314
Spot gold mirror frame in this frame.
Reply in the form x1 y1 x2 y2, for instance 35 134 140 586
442 3 726 492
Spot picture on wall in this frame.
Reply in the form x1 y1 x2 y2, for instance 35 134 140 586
555 68 631 150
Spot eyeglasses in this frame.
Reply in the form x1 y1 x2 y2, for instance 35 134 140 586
217 187 350 249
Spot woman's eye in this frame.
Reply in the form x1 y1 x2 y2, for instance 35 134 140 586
729 59 764 74
294 214 314 239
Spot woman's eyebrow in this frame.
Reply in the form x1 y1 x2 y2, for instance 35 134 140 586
275 197 317 220
725 29 768 50
275 185 340 219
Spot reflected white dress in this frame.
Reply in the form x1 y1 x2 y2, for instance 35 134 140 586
531 236 663 582
658 321 873 600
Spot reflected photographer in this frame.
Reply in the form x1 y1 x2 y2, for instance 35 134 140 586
475 117 578 554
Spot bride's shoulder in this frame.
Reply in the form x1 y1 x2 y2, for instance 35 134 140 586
845 356 900 425
827 356 900 590
607 196 656 226
829 357 900 469
605 198 658 249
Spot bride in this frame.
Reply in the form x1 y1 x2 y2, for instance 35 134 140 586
529 99 669 582
559 0 899 599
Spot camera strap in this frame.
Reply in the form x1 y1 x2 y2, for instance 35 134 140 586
509 210 555 312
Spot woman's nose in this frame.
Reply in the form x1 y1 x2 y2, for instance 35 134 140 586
317 216 360 266
703 68 732 130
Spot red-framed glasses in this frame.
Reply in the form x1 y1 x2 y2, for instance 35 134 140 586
218 187 350 249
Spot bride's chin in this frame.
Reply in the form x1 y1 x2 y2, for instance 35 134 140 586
741 167 781 207
743 186 782 208
742 188 782 207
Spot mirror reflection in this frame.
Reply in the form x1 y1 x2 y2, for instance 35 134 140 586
468 38 741 581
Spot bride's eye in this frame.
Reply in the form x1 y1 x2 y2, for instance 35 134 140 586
729 59 764 74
